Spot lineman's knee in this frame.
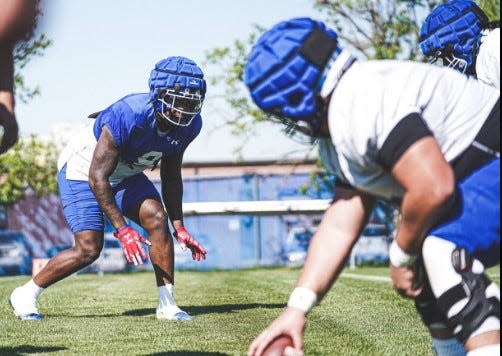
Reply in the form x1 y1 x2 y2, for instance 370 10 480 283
422 237 500 344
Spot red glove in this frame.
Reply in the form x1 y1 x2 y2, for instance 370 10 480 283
113 225 150 266
174 227 207 261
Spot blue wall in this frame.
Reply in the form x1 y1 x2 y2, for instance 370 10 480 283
148 172 334 270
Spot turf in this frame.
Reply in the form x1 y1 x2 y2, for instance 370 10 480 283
0 266 499 355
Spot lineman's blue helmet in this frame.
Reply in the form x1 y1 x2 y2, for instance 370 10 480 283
149 56 206 127
244 17 340 136
420 0 488 73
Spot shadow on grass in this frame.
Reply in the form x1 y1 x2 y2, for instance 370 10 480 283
123 302 285 317
49 313 120 318
146 352 228 356
0 345 67 355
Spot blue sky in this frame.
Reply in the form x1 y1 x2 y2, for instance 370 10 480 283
16 0 323 162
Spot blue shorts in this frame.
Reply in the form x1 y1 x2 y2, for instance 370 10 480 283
57 165 161 233
429 158 500 267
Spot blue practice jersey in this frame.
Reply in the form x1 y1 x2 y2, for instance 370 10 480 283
57 93 202 187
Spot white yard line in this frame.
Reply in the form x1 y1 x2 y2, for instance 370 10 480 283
340 273 391 283
340 272 499 284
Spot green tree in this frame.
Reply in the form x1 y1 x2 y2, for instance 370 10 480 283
14 33 52 104
478 0 500 20
0 135 59 205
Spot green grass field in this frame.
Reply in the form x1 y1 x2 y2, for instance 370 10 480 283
0 266 499 355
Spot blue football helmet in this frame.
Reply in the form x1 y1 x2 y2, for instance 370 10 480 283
149 56 206 127
244 17 341 137
420 0 489 74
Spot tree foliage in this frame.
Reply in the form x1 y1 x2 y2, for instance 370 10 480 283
14 33 52 103
478 0 500 19
0 135 59 205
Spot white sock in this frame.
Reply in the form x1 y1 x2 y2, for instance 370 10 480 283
466 344 500 356
157 284 176 309
431 337 466 356
23 279 44 300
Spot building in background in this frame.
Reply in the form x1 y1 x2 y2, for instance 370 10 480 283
4 159 392 273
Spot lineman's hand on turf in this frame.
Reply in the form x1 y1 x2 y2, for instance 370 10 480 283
113 225 151 265
248 307 306 356
174 227 206 261
390 264 423 299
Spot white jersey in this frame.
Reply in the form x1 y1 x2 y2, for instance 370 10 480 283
57 122 155 187
57 121 98 181
319 60 499 201
476 28 500 89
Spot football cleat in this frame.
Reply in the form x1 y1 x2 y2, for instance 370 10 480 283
156 306 194 321
8 287 42 320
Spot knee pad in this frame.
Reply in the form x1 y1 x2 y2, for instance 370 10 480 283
436 248 500 343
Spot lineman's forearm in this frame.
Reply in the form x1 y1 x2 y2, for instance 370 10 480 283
298 226 356 301
296 193 372 301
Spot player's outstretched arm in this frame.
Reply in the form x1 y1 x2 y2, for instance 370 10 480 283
248 188 375 356
89 126 150 265
296 188 375 300
0 0 39 155
89 126 126 228
160 153 207 261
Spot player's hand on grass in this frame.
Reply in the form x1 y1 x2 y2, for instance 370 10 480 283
113 225 151 266
174 227 206 261
248 307 306 356
390 264 423 299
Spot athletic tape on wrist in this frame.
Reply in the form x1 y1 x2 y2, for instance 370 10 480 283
389 240 418 267
287 287 318 313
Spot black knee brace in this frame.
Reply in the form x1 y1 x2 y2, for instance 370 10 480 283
436 248 500 343
415 273 448 330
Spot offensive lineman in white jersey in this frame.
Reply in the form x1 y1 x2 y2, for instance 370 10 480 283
244 18 500 356
420 0 500 89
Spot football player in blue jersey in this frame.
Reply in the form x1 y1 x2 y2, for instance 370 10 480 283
244 18 499 356
9 56 207 321
0 0 39 154
420 0 500 89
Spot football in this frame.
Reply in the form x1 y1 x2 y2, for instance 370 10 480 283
262 335 295 356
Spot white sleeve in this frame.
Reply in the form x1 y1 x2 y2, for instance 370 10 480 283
476 29 500 90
